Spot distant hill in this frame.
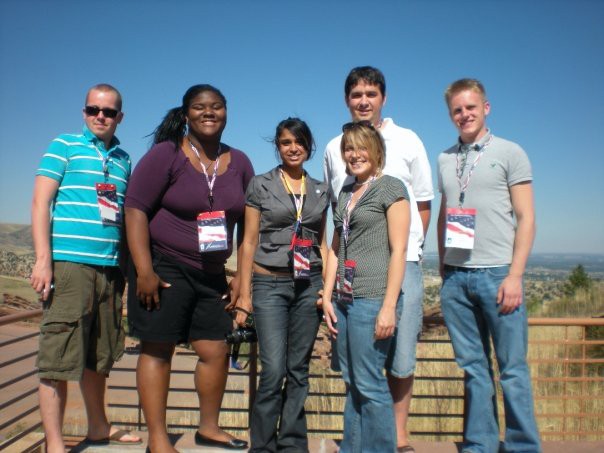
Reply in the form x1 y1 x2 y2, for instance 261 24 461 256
0 224 33 255
421 251 604 277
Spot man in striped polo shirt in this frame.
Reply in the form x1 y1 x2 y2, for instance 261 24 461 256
30 84 140 451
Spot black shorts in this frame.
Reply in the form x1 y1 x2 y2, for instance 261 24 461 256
127 252 233 343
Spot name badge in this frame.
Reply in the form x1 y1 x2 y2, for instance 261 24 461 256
293 238 312 280
445 207 476 249
197 211 228 253
337 259 356 303
96 183 121 226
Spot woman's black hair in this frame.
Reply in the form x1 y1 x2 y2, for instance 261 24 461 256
152 84 227 146
273 117 316 160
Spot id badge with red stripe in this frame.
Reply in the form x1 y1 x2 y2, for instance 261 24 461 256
445 207 476 250
197 211 228 253
293 238 312 280
337 259 356 303
96 183 121 226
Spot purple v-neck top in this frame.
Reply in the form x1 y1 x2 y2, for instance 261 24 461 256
125 141 254 274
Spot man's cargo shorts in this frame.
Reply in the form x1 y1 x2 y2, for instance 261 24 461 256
37 261 126 381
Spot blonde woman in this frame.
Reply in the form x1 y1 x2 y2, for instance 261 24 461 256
322 121 410 453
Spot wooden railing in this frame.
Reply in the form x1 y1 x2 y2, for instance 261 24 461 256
1 311 603 451
0 309 44 452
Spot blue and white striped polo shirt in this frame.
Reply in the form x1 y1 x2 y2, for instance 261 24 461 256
36 126 131 266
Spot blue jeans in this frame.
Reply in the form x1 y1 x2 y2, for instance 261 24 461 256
335 296 402 453
386 261 424 377
441 266 541 453
249 271 322 453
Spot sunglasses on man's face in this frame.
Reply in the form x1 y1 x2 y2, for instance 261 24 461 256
84 105 120 119
342 120 374 132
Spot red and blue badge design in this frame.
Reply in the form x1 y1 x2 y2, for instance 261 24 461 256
197 211 228 252
445 207 476 249
337 259 356 303
96 183 121 226
293 238 312 280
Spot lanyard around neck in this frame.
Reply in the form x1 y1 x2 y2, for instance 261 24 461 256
455 134 493 206
342 176 375 247
280 168 306 221
92 145 110 178
189 140 222 210
280 168 306 249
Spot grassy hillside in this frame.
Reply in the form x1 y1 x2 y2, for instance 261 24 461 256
0 224 32 255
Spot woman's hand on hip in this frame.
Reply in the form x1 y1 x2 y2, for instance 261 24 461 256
136 272 171 311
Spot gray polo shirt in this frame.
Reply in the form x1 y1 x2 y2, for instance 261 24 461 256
437 133 532 267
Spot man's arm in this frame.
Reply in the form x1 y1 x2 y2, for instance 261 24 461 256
436 194 447 279
409 133 434 239
30 176 60 300
497 181 535 314
417 200 432 238
323 140 344 215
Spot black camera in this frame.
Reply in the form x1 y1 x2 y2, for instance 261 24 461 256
225 326 257 345
226 323 257 370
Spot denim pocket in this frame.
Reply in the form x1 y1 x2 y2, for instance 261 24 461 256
485 265 510 278
252 275 277 293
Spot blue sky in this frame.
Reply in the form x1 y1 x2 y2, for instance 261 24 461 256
1 0 603 254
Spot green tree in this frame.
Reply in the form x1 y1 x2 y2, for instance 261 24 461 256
563 264 592 295
526 295 542 315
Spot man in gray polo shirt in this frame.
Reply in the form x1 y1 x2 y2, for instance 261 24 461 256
437 78 541 453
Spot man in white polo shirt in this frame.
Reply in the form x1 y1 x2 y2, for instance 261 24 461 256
323 66 433 452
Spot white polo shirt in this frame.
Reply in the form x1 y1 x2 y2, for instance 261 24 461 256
323 118 434 261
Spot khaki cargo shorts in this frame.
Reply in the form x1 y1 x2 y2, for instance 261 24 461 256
37 261 126 381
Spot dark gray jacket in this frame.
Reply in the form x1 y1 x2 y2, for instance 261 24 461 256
246 166 329 270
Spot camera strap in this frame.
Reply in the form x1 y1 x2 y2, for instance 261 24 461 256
233 306 251 317
229 344 252 370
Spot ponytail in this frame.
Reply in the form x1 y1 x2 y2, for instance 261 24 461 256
152 107 186 146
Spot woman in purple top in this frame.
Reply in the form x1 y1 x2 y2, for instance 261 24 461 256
125 84 253 453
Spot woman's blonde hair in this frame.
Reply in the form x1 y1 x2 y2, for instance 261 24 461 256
340 121 386 176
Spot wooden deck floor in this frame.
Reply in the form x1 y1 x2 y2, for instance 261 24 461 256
54 433 604 453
